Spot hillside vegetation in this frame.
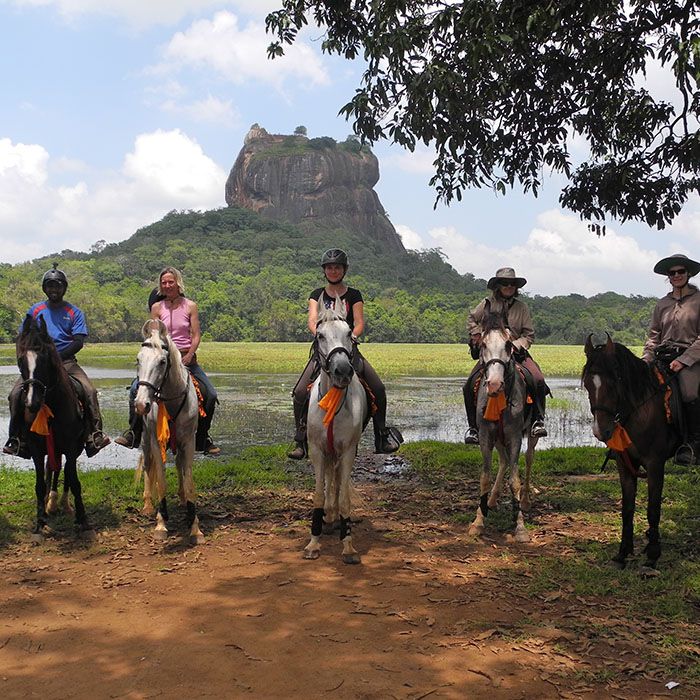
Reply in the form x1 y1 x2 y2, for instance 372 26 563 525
0 206 655 344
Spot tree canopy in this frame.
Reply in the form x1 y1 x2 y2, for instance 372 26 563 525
267 1 700 229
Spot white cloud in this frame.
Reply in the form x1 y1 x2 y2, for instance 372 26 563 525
0 131 226 264
4 1 280 28
397 210 670 297
384 147 436 175
160 94 240 126
156 11 328 89
395 224 424 250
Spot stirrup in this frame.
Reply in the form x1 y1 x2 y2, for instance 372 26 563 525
3 436 22 456
375 427 402 455
674 443 697 466
464 428 479 445
115 430 138 449
530 420 547 438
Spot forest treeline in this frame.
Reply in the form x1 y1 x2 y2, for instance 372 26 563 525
0 206 656 345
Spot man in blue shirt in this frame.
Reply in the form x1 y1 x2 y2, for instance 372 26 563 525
3 264 110 458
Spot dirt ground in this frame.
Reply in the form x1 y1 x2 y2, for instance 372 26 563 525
0 456 695 700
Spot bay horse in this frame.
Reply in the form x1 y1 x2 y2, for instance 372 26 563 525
134 319 203 545
468 312 539 542
304 297 368 564
15 315 91 538
582 334 680 569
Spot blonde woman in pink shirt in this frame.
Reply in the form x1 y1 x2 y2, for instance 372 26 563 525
116 267 219 455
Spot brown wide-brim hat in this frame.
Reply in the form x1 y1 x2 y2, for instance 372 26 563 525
487 267 527 290
653 253 700 277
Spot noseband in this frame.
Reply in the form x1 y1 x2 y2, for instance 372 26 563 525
318 345 353 374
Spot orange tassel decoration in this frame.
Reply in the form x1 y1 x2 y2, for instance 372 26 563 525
483 393 507 421
156 401 171 462
606 424 633 452
30 404 54 435
319 386 345 427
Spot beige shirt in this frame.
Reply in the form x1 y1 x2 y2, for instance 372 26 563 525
468 294 535 351
643 285 700 367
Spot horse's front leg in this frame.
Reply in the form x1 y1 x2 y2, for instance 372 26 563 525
145 435 169 542
488 441 510 510
469 439 494 537
338 450 360 565
63 455 92 536
613 458 637 568
508 455 530 543
643 460 665 569
32 454 49 538
304 446 325 560
177 437 203 545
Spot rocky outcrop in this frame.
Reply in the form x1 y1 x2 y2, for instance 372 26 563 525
225 125 405 252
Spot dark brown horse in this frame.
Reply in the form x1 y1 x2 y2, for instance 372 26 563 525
16 315 91 538
582 334 681 569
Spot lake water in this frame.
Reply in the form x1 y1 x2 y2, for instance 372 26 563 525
0 367 598 471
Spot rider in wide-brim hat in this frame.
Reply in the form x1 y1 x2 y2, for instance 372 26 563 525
652 253 700 278
644 252 700 465
487 267 527 290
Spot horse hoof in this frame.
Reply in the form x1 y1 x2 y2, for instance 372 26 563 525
79 528 96 541
303 549 320 560
46 492 59 514
190 534 205 546
342 553 361 565
153 530 168 542
640 564 660 578
141 506 155 517
611 557 627 570
468 525 483 537
31 532 44 544
514 530 531 543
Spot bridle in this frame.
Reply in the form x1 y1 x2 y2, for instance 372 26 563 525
137 339 190 404
315 319 354 376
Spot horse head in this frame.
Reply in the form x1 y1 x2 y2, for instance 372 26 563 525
582 332 621 443
134 319 172 416
315 296 354 388
480 312 514 396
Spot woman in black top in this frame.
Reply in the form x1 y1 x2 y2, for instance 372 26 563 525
287 248 400 458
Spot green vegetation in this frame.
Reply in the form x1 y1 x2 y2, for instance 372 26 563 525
0 342 630 378
0 206 656 345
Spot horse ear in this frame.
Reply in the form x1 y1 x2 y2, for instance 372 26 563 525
584 333 595 357
22 314 32 334
604 332 615 355
156 319 169 342
142 319 157 339
38 315 49 339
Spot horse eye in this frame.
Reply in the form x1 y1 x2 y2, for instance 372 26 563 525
317 332 325 341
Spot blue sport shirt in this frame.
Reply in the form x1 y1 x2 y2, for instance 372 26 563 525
24 301 89 354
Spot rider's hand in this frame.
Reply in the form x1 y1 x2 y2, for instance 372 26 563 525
182 352 194 366
513 346 527 362
670 359 685 373
351 334 359 344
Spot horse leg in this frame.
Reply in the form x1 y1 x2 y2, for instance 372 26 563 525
45 462 60 514
469 444 493 537
33 455 49 538
178 438 203 545
304 449 325 560
338 451 360 565
488 443 509 510
509 457 530 543
613 460 637 568
141 457 155 516
520 436 537 512
64 456 92 535
643 461 665 569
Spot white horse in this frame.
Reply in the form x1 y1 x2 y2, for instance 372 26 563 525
304 298 368 564
134 319 204 545
468 312 538 542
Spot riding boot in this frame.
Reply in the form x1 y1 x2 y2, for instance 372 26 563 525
83 406 110 457
372 411 401 454
677 400 700 465
287 394 309 460
462 375 479 444
530 383 548 438
114 406 143 449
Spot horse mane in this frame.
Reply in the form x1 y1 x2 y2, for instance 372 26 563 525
482 311 508 336
17 319 73 394
317 301 347 326
582 341 656 405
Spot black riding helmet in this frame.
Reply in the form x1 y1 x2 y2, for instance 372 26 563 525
42 263 68 293
321 248 348 268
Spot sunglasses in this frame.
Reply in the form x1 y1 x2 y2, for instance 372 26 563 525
668 268 687 277
499 282 516 287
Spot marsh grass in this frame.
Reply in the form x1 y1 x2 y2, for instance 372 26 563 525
1 342 638 378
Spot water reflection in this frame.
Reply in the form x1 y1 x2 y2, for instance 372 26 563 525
0 368 597 471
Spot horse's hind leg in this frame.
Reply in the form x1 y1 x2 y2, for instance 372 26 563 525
509 460 530 543
45 463 60 514
178 442 203 545
520 437 537 512
64 457 92 535
643 461 665 569
338 452 360 565
613 461 637 568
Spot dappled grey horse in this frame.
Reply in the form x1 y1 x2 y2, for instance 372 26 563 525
134 319 203 545
468 313 539 542
304 297 368 564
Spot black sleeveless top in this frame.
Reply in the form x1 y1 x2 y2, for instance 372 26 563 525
310 287 363 331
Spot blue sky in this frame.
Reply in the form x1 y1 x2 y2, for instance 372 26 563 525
1 0 698 298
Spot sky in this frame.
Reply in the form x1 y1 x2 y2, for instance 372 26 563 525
1 0 698 299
